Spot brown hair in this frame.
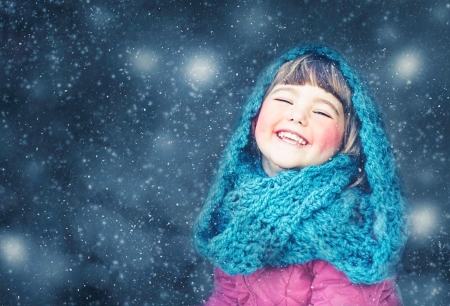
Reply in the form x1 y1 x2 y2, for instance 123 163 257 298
261 54 366 187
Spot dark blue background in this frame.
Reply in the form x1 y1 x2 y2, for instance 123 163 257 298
1 0 449 304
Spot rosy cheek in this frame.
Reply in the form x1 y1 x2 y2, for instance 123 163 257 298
254 118 268 137
254 105 271 137
317 124 344 151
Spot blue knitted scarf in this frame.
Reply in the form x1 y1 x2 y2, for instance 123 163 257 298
193 44 409 285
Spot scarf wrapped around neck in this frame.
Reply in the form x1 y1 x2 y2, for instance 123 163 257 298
193 44 409 285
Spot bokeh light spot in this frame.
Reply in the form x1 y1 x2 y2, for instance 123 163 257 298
1 236 27 266
394 52 421 79
412 206 436 236
186 56 217 84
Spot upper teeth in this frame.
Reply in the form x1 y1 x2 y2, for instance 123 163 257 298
278 132 307 145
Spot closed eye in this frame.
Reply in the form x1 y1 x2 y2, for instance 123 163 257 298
314 111 332 118
275 98 292 104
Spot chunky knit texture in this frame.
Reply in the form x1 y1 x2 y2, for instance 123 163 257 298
193 44 409 285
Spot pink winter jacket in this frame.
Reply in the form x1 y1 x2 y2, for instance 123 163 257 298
204 260 402 306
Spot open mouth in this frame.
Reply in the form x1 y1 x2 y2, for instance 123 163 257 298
277 131 308 145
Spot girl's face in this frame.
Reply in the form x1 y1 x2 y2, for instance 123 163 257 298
254 84 345 176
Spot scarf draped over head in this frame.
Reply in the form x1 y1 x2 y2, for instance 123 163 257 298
193 44 409 285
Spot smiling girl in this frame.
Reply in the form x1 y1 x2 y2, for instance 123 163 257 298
193 45 408 305
255 83 345 175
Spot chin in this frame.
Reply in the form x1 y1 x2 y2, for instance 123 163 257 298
273 161 304 171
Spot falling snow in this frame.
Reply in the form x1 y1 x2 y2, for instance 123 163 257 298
1 0 450 305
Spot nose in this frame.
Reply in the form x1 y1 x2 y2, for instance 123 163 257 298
289 105 308 126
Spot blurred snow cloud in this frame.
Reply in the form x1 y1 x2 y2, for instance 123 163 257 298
430 3 450 22
152 131 175 155
87 6 113 29
131 50 158 72
231 2 272 37
376 24 399 43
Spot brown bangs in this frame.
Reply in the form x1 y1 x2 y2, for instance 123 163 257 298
264 54 351 110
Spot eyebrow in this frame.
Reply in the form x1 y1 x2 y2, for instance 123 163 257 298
269 86 342 116
314 98 341 116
